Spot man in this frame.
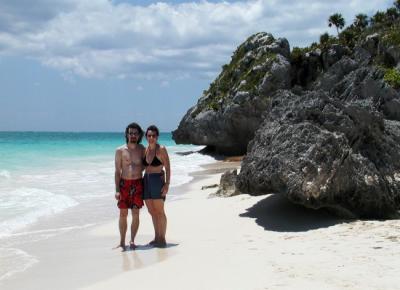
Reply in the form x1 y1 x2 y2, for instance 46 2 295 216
114 122 145 250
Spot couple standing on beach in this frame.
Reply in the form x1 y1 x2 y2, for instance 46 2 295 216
114 122 170 250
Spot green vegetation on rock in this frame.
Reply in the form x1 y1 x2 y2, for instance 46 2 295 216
382 28 400 46
191 1 400 119
191 33 276 117
238 52 277 93
290 1 400 68
354 14 369 29
290 46 316 63
384 68 400 88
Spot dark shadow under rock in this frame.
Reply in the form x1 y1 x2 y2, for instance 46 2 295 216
239 194 347 232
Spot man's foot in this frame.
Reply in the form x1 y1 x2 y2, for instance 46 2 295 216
113 243 126 251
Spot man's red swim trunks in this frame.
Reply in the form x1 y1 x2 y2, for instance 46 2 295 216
118 178 144 209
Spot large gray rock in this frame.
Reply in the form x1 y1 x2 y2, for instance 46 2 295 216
172 32 291 155
386 46 400 65
321 44 351 70
360 33 400 67
362 33 380 57
290 48 323 88
215 169 241 197
312 56 359 91
237 90 400 218
174 27 400 218
236 34 400 218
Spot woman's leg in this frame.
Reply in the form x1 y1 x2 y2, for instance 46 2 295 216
145 199 158 243
153 199 167 246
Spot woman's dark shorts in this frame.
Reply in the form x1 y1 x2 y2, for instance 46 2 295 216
143 173 165 201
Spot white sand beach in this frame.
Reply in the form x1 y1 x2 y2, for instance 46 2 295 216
1 161 400 290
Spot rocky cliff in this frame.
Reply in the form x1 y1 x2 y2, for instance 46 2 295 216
172 33 291 155
173 7 400 218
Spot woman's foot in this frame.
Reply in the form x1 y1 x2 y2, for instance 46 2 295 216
129 241 137 250
155 239 167 248
148 239 157 246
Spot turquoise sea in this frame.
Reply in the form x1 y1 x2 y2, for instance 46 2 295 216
0 132 177 172
0 132 214 280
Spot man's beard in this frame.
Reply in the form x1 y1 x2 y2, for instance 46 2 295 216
128 138 137 144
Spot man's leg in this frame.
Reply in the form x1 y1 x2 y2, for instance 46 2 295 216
145 200 158 244
153 200 167 246
130 207 140 248
119 209 128 248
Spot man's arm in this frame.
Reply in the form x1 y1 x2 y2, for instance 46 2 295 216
115 149 122 200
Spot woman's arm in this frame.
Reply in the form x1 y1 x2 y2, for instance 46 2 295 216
160 146 171 196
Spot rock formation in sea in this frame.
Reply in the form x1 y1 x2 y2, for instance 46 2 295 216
173 7 400 218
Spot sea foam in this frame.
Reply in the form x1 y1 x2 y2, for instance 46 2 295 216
0 170 11 179
0 187 78 237
169 149 215 187
0 248 38 281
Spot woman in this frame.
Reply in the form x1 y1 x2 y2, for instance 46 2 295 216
143 125 170 247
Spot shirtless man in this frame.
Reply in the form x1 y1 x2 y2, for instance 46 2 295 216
114 122 145 250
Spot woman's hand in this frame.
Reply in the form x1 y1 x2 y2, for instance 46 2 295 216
161 183 169 196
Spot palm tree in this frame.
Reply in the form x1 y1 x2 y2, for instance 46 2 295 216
328 13 346 35
354 13 369 29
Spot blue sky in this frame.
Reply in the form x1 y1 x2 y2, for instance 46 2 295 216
0 0 394 132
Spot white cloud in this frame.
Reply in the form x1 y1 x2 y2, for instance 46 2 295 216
161 80 170 87
0 0 393 80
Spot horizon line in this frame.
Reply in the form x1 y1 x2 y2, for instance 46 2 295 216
0 130 174 134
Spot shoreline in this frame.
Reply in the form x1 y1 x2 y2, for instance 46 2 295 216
1 159 400 290
0 158 229 289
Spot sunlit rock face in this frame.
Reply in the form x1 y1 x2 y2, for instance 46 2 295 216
172 32 291 155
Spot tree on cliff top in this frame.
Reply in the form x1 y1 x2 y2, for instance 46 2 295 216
395 0 400 11
328 13 345 35
354 13 369 29
386 7 400 21
371 11 386 26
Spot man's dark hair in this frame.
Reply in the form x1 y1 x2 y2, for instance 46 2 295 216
146 125 160 137
125 122 143 144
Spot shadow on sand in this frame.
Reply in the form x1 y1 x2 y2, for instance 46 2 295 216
122 243 179 252
240 194 348 232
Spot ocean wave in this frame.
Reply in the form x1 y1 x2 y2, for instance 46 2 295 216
5 223 96 238
0 248 38 281
169 151 215 187
0 170 11 179
1 224 97 247
0 188 79 237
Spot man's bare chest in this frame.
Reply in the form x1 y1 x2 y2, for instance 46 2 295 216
122 149 142 167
